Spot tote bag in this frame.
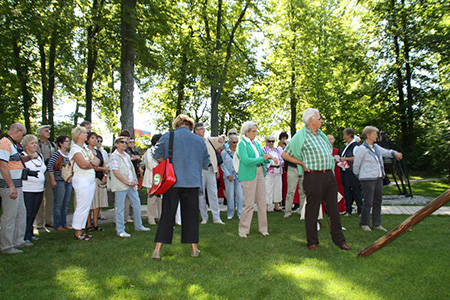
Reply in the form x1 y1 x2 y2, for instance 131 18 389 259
149 131 176 195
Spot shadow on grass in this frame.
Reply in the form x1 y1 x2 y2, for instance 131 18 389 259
0 214 449 299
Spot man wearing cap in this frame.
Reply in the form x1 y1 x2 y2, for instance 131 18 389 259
194 123 225 225
1 123 36 254
224 129 238 150
281 108 351 251
35 125 56 228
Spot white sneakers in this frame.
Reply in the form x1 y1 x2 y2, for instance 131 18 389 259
213 219 225 225
117 232 131 238
200 219 208 224
118 226 150 237
361 225 372 232
1 247 23 254
373 226 388 232
137 226 150 231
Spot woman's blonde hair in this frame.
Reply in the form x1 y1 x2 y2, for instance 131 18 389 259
22 134 37 150
362 126 379 139
71 126 87 142
172 114 194 131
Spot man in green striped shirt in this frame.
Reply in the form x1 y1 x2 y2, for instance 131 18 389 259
282 108 351 251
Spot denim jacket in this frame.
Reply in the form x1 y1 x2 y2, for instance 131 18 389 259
153 127 210 188
221 148 237 180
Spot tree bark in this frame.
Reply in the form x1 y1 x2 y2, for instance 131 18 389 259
39 42 48 125
401 0 415 150
47 31 57 139
120 0 136 135
356 189 450 257
85 0 105 122
12 41 32 132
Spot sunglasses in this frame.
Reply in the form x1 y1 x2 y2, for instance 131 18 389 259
98 140 103 143
267 140 275 143
118 141 127 144
231 141 238 144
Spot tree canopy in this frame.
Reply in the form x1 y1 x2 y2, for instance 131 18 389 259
1 0 449 175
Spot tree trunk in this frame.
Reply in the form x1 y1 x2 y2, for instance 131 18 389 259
401 0 415 150
209 0 249 136
12 41 32 132
290 65 297 136
356 189 450 257
39 42 48 125
47 31 57 139
390 0 407 148
85 0 104 122
120 0 136 135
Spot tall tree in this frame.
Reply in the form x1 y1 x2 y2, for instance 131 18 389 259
120 0 136 134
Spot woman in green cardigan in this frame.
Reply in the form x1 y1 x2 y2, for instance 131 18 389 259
237 121 274 238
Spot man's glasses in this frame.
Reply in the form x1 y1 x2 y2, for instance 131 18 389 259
231 141 238 144
267 140 275 143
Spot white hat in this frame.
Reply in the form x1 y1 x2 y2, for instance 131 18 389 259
36 125 51 134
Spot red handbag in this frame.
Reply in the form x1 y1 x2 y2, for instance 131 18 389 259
149 131 176 195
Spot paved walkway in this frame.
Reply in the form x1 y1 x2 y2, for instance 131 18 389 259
63 202 449 226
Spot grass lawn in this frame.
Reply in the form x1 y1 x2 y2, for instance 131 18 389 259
383 179 450 199
1 213 449 299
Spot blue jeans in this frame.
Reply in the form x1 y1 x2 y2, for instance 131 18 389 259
52 181 73 229
224 176 243 218
115 187 143 234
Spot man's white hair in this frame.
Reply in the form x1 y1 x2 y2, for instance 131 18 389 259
303 108 319 125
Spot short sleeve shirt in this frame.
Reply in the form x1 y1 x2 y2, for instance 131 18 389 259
301 128 334 171
0 137 24 188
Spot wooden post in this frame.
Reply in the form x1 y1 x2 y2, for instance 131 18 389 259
356 189 450 257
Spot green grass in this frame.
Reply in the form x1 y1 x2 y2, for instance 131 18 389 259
383 179 450 199
1 213 449 299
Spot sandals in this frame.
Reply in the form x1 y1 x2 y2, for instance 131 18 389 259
87 226 104 232
74 233 91 241
93 226 104 232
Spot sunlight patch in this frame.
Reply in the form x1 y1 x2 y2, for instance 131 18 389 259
273 260 381 299
56 266 97 297
187 284 210 300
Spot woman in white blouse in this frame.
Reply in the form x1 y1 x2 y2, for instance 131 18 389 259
22 135 47 244
69 126 100 240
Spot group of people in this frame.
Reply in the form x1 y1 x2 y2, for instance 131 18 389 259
0 121 152 254
0 108 403 258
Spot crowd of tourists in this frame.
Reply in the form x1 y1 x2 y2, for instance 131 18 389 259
0 108 402 258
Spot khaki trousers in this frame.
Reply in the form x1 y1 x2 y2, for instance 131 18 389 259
35 172 54 226
147 194 162 225
0 187 26 251
238 166 268 235
284 165 306 214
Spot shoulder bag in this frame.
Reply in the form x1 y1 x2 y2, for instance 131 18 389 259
149 131 177 196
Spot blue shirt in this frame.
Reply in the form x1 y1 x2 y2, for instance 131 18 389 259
153 127 210 188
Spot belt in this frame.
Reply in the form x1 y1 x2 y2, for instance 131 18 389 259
305 169 331 173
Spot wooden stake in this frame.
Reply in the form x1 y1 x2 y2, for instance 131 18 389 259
356 189 450 257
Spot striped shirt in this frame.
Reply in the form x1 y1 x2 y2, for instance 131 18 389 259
301 128 334 171
48 150 70 181
0 136 24 188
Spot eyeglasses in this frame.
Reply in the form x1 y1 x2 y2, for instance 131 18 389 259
267 140 275 143
118 141 127 144
98 140 103 143
313 116 322 120
231 141 238 144
128 141 135 143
